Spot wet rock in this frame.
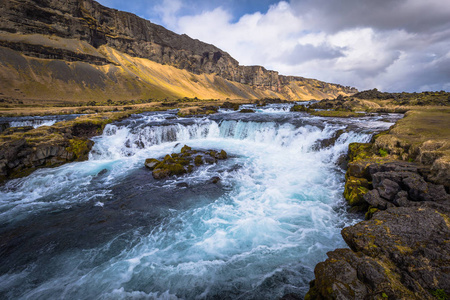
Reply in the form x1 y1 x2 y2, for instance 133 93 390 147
176 182 189 188
97 169 108 176
152 168 170 179
204 155 216 164
239 108 255 113
145 145 229 180
144 158 160 170
210 176 220 184
216 150 228 160
312 129 345 151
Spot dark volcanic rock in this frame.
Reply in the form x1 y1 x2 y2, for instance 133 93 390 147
307 206 450 300
376 178 400 201
306 136 450 300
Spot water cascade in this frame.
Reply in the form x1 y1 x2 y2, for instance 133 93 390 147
0 107 401 299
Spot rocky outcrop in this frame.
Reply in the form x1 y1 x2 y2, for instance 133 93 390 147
0 0 356 97
307 205 450 300
145 145 227 179
0 111 133 184
305 114 450 299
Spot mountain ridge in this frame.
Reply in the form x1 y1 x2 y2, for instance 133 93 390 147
0 0 357 102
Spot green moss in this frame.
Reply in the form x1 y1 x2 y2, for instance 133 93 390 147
365 207 379 220
290 105 311 112
181 145 192 153
165 163 186 175
348 142 374 162
344 176 369 207
432 289 449 300
66 138 92 160
379 148 388 157
217 150 227 159
194 155 203 166
163 154 175 164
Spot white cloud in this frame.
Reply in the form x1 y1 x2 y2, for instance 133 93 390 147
163 0 449 92
153 0 183 28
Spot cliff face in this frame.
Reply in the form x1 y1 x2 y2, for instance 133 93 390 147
0 0 357 101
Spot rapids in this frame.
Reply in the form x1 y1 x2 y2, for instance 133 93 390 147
0 105 402 299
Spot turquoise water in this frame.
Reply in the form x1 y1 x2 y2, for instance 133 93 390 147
0 107 400 299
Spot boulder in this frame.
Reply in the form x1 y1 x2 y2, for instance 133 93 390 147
376 178 400 201
144 158 160 170
306 206 450 300
145 145 229 180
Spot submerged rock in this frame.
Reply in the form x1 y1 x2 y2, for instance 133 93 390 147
239 108 255 113
145 145 228 179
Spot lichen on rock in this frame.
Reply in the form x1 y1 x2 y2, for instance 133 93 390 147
145 145 228 179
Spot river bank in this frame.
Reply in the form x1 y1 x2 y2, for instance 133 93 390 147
304 108 450 299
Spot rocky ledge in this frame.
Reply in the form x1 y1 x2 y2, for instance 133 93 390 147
305 110 450 299
145 145 227 179
0 111 134 184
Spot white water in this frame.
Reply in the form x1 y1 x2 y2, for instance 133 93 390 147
0 110 399 299
9 120 57 128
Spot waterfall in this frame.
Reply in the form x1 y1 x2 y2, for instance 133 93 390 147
0 110 401 299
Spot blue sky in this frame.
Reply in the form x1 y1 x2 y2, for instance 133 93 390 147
96 0 450 92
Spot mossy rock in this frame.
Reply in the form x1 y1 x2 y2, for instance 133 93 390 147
144 158 160 170
152 168 170 179
163 154 175 164
145 145 229 180
66 138 93 160
365 207 379 220
344 176 370 207
194 155 203 166
348 142 374 162
181 145 192 153
346 159 374 180
166 163 186 175
290 105 311 112
217 150 227 159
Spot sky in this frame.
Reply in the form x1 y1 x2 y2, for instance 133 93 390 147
97 0 450 92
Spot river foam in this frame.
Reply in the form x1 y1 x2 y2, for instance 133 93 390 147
0 107 401 299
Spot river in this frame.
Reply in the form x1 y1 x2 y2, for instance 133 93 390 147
0 104 402 299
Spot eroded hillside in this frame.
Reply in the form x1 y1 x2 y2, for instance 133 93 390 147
0 0 356 103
